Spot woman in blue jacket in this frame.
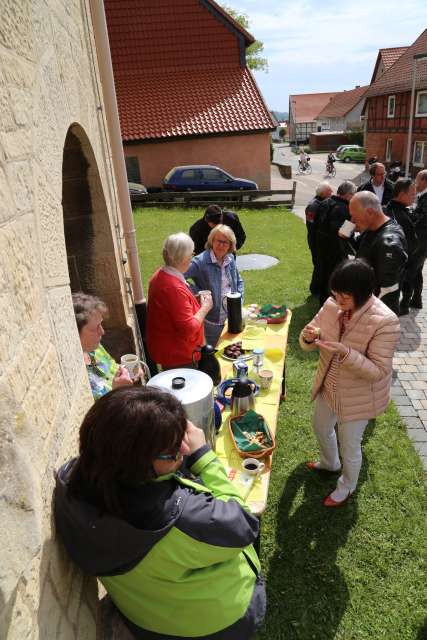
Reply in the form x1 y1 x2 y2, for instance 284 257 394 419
186 224 244 346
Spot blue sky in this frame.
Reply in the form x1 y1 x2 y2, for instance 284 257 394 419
226 1 425 112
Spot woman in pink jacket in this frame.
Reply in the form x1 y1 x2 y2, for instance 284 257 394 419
300 259 400 506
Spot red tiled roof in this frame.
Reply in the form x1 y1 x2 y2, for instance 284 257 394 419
316 86 368 119
381 47 408 70
290 92 338 124
366 30 427 97
104 0 274 141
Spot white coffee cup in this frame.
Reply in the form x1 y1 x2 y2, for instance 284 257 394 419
339 220 356 238
120 354 149 380
259 369 273 390
242 458 265 476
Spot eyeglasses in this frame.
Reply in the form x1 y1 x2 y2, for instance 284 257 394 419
155 451 182 462
214 239 230 246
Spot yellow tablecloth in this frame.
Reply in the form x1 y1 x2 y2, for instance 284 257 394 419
215 312 292 515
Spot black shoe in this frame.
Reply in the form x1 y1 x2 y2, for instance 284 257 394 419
409 297 423 309
399 306 410 316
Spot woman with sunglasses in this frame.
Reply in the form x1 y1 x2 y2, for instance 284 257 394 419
55 386 265 639
185 224 244 346
300 259 400 507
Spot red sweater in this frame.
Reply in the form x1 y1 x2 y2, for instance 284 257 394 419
146 269 204 367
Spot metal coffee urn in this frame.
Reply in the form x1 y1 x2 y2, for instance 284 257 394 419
147 368 216 448
226 292 243 334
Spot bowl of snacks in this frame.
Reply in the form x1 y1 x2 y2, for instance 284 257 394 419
229 410 275 459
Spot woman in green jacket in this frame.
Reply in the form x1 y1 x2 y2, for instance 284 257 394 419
55 386 265 639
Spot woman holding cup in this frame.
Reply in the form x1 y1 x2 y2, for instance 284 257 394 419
300 259 400 507
146 232 213 369
185 224 244 346
72 292 134 400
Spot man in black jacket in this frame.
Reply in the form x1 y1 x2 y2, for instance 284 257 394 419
315 180 357 306
357 162 394 205
305 181 333 294
189 205 246 255
384 178 417 315
407 169 427 309
351 191 407 315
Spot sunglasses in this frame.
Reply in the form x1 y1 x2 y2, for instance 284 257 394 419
155 451 182 462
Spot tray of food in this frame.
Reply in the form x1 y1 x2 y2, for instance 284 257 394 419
219 341 253 361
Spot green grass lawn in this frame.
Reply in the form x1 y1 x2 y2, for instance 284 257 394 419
134 206 426 640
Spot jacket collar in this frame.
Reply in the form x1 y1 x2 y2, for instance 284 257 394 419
337 295 375 336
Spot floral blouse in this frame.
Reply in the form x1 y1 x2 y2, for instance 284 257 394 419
86 345 118 400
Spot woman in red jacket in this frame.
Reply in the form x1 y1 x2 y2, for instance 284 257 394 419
146 232 213 369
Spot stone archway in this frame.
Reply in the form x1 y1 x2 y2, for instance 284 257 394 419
62 124 134 359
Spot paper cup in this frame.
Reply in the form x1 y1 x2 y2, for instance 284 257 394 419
259 369 273 390
339 220 356 238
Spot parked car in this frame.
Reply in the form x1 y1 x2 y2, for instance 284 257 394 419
336 144 362 157
163 165 258 191
128 182 148 202
338 146 366 163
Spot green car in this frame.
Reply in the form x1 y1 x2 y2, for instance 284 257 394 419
339 146 366 163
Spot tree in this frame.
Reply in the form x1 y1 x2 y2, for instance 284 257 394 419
221 5 268 72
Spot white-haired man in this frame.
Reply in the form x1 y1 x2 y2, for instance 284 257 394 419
350 191 407 315
305 182 333 294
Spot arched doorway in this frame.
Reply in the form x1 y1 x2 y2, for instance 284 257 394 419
62 124 134 359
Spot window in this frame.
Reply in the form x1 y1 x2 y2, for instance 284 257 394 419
415 91 427 117
385 138 393 162
387 95 396 118
181 169 198 180
413 141 425 167
125 156 141 183
202 169 225 182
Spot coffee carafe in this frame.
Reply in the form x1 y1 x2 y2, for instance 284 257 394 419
192 344 221 386
226 292 243 334
230 377 256 417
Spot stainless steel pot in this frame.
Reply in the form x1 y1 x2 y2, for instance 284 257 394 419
147 368 215 448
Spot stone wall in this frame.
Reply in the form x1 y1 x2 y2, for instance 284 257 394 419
0 1 133 637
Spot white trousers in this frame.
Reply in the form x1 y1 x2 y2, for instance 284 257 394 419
313 396 368 494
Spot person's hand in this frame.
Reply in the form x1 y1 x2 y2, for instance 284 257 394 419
302 323 320 343
200 291 213 312
315 340 348 357
183 420 206 454
112 366 133 389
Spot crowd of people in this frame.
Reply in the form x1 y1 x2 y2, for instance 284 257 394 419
52 167 427 638
305 165 427 317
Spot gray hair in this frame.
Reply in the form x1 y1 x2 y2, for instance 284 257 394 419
315 181 332 197
337 180 357 197
353 191 383 214
162 232 194 267
72 292 108 333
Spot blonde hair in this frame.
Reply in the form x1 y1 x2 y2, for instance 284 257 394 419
162 232 194 267
206 224 236 253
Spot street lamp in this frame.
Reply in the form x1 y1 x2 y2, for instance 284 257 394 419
405 52 427 177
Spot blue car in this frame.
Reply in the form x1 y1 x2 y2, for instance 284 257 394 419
163 165 258 191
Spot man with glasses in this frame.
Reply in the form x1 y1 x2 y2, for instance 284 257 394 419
357 162 394 205
189 204 246 255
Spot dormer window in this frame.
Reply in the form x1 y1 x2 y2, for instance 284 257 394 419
387 95 396 118
415 91 427 117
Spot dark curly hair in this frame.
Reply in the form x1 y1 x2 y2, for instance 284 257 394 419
67 386 187 516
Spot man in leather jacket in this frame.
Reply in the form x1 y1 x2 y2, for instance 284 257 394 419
408 169 427 309
189 205 246 255
357 162 394 205
384 178 417 315
315 180 357 306
305 181 333 295
350 191 407 315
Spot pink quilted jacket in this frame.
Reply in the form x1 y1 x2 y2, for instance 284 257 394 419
299 295 400 422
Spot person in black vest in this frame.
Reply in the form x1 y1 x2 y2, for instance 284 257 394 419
305 182 333 295
384 178 417 315
406 169 427 309
316 181 357 306
357 162 394 206
350 191 407 315
189 205 246 256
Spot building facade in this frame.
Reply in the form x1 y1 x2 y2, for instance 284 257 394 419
0 1 135 637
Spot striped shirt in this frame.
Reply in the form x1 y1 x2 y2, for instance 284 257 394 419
321 311 351 414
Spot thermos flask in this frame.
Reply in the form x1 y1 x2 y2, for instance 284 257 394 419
226 292 243 334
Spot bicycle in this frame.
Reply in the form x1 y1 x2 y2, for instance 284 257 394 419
326 162 336 177
297 160 312 175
